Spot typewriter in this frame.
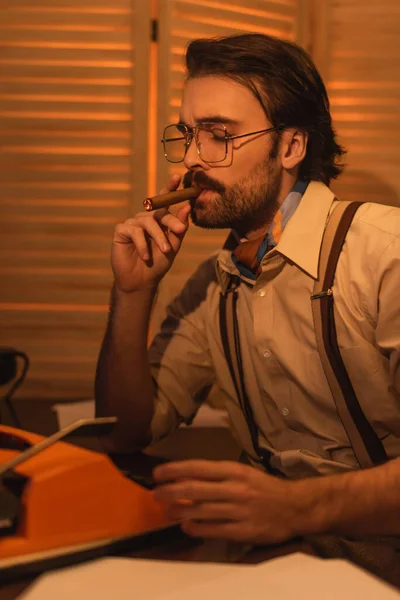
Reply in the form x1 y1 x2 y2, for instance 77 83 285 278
0 418 173 579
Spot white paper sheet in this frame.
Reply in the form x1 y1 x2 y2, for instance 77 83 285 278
160 553 400 600
18 557 239 600
53 400 229 430
19 553 400 600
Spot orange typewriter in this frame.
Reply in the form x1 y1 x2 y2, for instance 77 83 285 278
0 418 173 579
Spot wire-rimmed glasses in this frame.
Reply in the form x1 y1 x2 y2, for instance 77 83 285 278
161 122 284 164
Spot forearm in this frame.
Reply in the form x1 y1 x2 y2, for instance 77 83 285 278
293 457 400 538
95 283 157 450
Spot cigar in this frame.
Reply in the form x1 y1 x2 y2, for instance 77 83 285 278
143 186 200 212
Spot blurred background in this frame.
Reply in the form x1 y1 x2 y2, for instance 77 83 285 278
0 0 399 442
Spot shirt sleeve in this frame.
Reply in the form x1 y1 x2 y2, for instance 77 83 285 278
148 257 218 443
374 235 400 398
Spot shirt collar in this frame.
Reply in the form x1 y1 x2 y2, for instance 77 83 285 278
273 180 336 279
267 178 308 247
230 179 308 281
216 181 336 292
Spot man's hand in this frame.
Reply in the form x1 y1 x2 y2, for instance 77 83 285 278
152 459 300 544
154 457 400 542
112 174 191 293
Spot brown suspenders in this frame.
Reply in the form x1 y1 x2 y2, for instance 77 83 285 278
311 201 388 467
219 201 388 471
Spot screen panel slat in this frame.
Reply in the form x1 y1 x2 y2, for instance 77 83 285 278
316 0 400 205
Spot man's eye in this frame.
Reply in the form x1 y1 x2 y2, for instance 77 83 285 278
211 128 227 141
177 124 188 135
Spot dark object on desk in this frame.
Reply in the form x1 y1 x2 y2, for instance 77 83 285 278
109 451 167 491
0 351 17 386
121 471 155 490
0 348 30 429
0 471 27 537
0 430 30 452
0 419 173 581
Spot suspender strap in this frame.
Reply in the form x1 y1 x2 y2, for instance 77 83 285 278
219 278 280 475
219 279 246 422
311 201 388 468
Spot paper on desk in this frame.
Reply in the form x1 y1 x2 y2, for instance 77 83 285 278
18 557 239 600
161 553 400 600
52 400 95 429
19 553 399 600
53 400 229 430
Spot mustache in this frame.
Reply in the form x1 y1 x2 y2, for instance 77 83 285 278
183 171 225 194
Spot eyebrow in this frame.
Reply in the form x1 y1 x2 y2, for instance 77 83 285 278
178 116 241 127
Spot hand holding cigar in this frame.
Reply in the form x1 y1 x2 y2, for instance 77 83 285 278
143 186 200 212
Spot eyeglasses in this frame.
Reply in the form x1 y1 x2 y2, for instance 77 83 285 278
161 122 284 164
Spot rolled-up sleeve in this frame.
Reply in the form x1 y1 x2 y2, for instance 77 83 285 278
148 258 218 443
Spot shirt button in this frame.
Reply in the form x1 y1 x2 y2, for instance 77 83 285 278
282 408 289 417
263 349 271 358
259 290 266 297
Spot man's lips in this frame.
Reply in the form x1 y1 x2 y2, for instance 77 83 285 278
190 187 218 207
197 188 219 198
192 177 224 193
195 182 213 190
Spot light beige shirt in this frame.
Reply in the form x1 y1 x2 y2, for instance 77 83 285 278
148 181 400 479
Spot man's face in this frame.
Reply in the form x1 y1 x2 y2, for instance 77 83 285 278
180 75 283 236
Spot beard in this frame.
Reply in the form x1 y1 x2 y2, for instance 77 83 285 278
185 154 283 238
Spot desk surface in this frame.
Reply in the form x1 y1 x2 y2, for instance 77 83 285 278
0 448 311 599
1 444 393 598
0 533 314 600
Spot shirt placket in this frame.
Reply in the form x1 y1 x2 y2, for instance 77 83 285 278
252 254 294 447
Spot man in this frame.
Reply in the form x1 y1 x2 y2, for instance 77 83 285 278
95 34 400 581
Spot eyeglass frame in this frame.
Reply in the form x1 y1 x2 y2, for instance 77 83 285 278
161 122 285 164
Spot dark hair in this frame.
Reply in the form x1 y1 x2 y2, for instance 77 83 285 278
185 34 345 185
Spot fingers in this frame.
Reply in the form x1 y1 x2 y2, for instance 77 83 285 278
155 210 187 235
165 501 243 524
175 202 192 227
114 216 170 260
113 175 189 261
153 479 246 504
181 520 246 541
156 176 191 236
153 460 248 484
114 207 189 260
156 203 191 247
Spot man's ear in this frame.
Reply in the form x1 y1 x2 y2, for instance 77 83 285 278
280 129 308 171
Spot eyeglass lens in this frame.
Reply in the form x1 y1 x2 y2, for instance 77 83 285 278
163 124 227 163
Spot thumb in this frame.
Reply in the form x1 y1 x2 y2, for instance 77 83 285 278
159 174 181 195
176 202 191 227
167 204 191 250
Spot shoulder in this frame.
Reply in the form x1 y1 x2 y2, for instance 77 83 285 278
352 202 400 239
333 202 399 324
337 201 399 304
335 200 400 278
344 202 400 262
